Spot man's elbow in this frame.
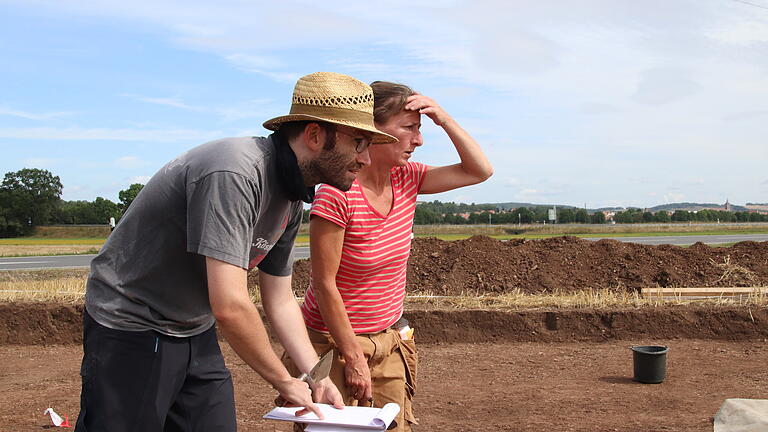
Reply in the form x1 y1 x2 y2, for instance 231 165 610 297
211 299 251 327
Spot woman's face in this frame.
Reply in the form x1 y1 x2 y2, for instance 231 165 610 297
371 109 423 167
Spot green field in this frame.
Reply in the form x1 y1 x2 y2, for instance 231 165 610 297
1 223 765 257
414 230 768 241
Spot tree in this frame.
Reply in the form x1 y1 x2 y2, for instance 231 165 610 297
52 197 120 224
671 210 691 222
0 168 63 237
119 183 145 213
515 208 535 224
654 210 671 223
574 209 588 224
414 206 440 224
93 197 120 223
55 200 97 224
589 211 606 224
613 209 643 224
642 212 655 223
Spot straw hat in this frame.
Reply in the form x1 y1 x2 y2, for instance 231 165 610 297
263 72 398 144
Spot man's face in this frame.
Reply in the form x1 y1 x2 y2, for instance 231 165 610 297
311 125 371 191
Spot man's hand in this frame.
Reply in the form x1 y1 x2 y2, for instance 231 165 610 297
274 377 324 418
344 353 373 404
311 377 344 409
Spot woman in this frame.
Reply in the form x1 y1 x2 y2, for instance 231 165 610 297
299 82 492 431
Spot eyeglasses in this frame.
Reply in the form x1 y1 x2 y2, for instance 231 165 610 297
336 129 372 153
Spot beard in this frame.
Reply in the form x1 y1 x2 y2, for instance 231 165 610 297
300 133 361 191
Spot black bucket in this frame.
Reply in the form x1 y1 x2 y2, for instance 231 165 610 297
631 345 668 384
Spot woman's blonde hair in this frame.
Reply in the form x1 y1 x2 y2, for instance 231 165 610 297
370 81 415 125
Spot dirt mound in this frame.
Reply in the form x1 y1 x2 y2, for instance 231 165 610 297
0 303 83 345
1 303 767 345
288 236 768 295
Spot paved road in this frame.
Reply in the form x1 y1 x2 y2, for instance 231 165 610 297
2 234 767 271
0 247 312 271
0 254 98 271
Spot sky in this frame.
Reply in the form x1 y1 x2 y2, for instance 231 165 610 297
1 0 767 209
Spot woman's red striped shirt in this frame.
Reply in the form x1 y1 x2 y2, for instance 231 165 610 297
301 161 427 333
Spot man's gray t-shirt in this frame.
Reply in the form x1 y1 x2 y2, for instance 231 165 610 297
85 136 303 337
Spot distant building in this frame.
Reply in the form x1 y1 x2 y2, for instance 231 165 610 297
746 203 768 214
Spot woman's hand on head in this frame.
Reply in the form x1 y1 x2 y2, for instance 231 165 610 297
404 94 451 127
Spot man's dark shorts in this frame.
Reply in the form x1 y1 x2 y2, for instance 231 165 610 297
75 311 236 432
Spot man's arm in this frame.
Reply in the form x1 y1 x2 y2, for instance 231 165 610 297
259 271 344 408
406 94 494 194
206 257 323 417
310 216 373 403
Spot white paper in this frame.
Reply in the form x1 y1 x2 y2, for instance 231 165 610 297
305 425 371 432
714 399 768 432
44 408 64 426
264 403 400 431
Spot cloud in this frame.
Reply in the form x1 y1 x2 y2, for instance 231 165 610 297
214 99 275 123
6 0 768 206
447 194 472 203
122 94 203 111
664 192 685 203
123 93 274 122
601 200 629 208
633 69 701 105
0 106 73 120
224 54 283 70
0 127 223 142
708 20 768 45
224 54 299 83
113 156 150 169
723 109 768 122
128 176 151 185
22 158 59 168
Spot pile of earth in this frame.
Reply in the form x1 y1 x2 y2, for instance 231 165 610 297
282 236 768 296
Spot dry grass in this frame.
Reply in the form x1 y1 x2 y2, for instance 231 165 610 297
405 287 768 309
0 245 101 257
0 269 89 302
3 269 765 307
0 277 86 303
711 256 758 285
33 225 110 238
0 238 105 245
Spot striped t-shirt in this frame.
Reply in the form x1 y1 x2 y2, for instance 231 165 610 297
301 161 427 334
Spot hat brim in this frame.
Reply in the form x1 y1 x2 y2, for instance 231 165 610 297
263 114 398 144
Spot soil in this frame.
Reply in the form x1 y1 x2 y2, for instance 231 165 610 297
288 236 768 296
2 303 768 346
3 236 768 430
2 340 766 431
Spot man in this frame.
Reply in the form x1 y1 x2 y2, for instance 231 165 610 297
75 72 398 432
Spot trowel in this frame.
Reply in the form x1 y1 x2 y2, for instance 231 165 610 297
299 349 334 386
275 349 334 406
